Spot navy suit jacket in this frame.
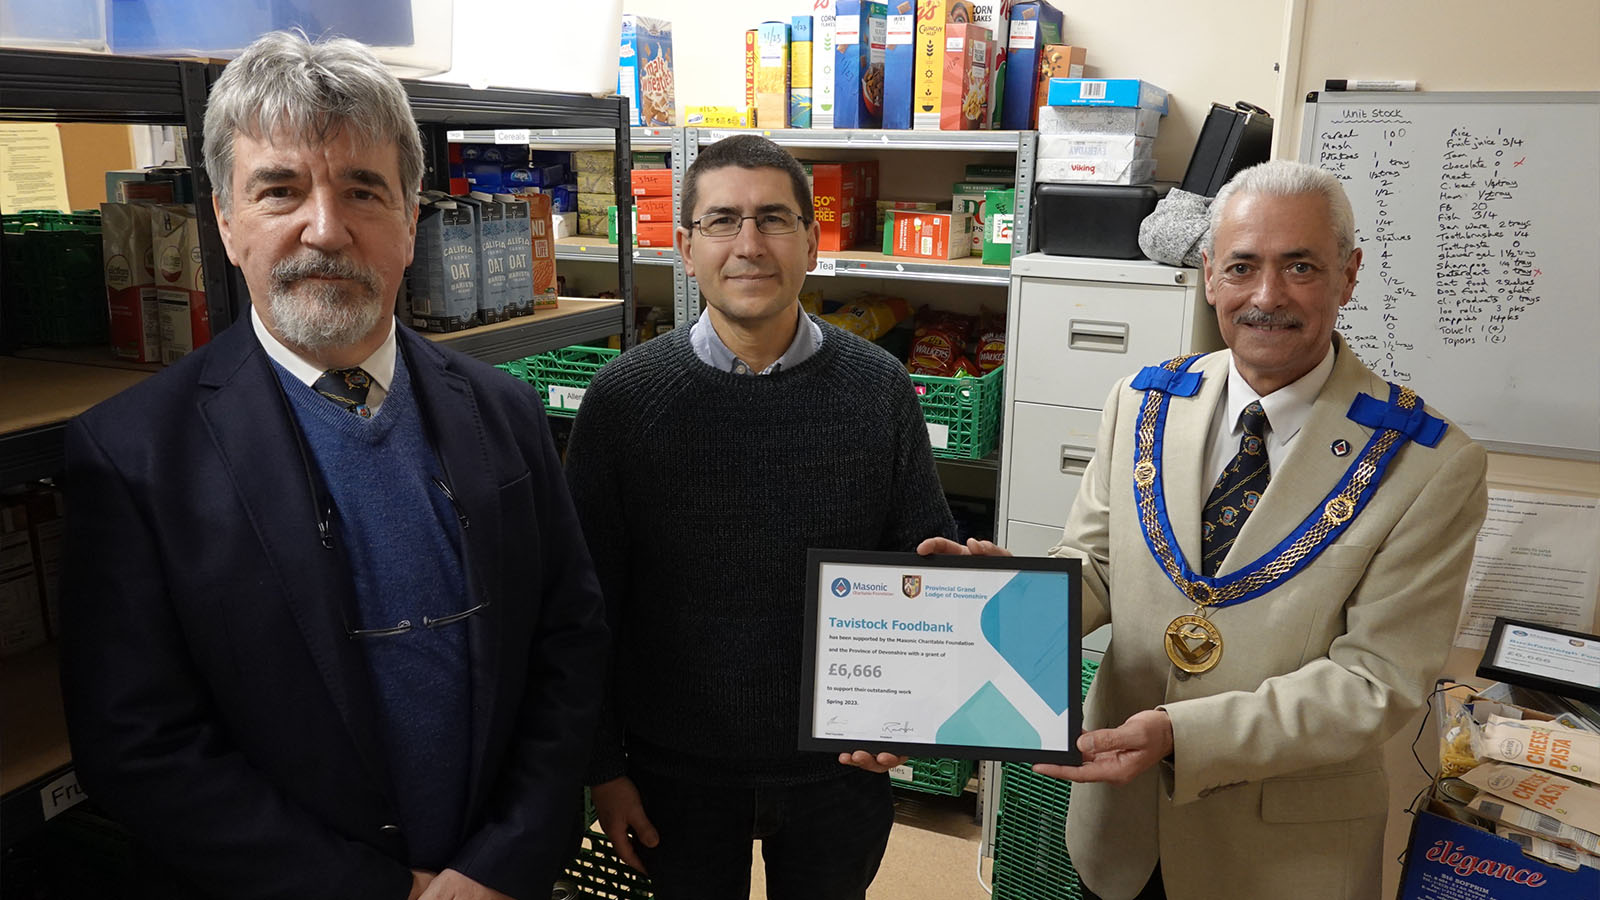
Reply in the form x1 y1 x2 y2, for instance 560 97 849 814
59 319 608 900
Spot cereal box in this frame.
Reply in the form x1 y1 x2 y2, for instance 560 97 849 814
808 162 858 251
99 202 162 363
148 205 211 364
955 0 1012 130
940 23 991 130
883 3 916 130
834 1 887 129
812 1 838 128
757 22 792 130
1002 1 1063 131
745 29 758 116
913 0 947 131
883 210 974 260
1033 44 1085 119
791 16 814 128
620 15 675 127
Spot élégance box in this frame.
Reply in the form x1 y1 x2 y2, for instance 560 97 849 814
940 23 991 130
1001 0 1063 131
834 1 887 129
912 0 947 131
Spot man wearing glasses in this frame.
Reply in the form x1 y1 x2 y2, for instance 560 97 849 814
59 32 606 900
564 134 955 899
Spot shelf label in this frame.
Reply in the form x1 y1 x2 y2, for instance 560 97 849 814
494 129 532 145
446 130 466 141
549 385 587 412
927 422 950 450
808 258 837 277
41 769 86 821
889 764 914 782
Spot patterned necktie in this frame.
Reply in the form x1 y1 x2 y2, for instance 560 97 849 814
1201 401 1270 577
313 367 374 418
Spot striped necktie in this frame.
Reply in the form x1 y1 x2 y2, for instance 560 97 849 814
1201 401 1270 577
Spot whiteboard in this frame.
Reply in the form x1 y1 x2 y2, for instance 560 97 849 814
1299 91 1600 459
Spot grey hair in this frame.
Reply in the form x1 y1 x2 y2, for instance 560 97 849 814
204 31 423 214
1204 160 1356 259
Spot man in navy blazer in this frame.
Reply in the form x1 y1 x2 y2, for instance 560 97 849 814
58 32 607 900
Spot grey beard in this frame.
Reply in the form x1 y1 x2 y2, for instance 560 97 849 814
266 255 385 351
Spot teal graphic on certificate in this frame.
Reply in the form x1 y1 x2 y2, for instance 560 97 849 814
804 551 1082 763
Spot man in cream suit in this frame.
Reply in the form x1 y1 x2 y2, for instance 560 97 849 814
923 161 1489 900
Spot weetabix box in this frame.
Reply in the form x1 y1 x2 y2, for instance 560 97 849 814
882 3 915 130
619 15 675 127
834 1 887 129
99 202 161 362
812 1 837 128
960 0 1013 130
791 16 813 128
757 22 792 130
1033 44 1086 118
495 194 534 318
940 22 991 130
149 205 211 364
408 200 479 332
808 162 858 251
913 0 947 130
883 210 973 260
1002 0 1063 131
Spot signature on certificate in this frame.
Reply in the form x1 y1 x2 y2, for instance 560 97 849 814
881 721 915 735
827 715 849 728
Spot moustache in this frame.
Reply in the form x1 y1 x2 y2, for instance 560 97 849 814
1234 309 1301 328
271 254 380 296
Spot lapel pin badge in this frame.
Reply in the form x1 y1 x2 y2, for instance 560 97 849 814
1331 438 1351 457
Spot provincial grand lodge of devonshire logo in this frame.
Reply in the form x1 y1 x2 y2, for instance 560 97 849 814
901 575 922 598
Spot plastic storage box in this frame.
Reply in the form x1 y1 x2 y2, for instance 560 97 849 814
426 0 622 94
1034 183 1169 260
1 0 107 52
107 0 452 77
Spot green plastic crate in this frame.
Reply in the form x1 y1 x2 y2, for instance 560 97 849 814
911 365 1003 460
537 345 620 418
890 756 976 797
2 210 107 348
991 659 1099 900
563 826 653 899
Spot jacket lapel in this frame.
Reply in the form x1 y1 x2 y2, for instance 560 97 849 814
399 329 505 815
195 322 392 791
1160 352 1231 569
1225 335 1380 570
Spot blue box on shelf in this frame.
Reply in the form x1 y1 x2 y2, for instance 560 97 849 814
1046 78 1169 114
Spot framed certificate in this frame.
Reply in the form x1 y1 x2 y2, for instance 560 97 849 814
800 549 1083 765
1476 617 1600 704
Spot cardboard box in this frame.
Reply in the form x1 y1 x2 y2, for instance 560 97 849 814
0 502 46 659
808 162 858 251
1001 0 1063 131
940 22 992 130
1037 104 1163 136
620 15 675 126
745 29 758 117
574 149 615 175
965 163 1016 182
633 197 675 223
1033 44 1086 118
551 212 575 240
576 205 609 237
834 1 887 129
685 106 755 128
953 181 1007 256
812 1 838 128
1036 157 1157 185
1038 133 1155 160
99 202 161 362
854 160 880 246
149 204 211 364
982 187 1014 265
630 168 673 198
883 2 916 130
1398 802 1599 899
757 22 792 130
883 210 974 259
913 0 948 130
575 171 614 195
791 16 814 128
408 199 479 332
875 199 938 239
635 223 675 247
1046 77 1168 113
964 0 1014 130
496 194 534 317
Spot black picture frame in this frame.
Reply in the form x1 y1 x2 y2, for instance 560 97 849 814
799 548 1083 765
1475 616 1600 704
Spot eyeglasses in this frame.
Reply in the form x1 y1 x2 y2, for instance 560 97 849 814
691 209 808 238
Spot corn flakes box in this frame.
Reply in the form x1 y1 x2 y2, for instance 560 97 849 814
620 15 675 126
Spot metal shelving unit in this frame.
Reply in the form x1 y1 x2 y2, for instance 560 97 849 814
0 47 637 855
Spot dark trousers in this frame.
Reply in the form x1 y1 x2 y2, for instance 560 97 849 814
1083 864 1166 900
630 766 894 900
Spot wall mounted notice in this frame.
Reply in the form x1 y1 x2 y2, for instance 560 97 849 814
1300 92 1600 458
0 124 70 213
1454 490 1600 650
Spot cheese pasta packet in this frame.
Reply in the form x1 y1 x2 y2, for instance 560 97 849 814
1482 715 1600 784
1462 763 1600 836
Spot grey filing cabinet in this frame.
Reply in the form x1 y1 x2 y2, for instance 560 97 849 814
995 253 1223 554
979 253 1223 863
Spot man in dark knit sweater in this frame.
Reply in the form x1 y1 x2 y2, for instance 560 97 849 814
60 32 607 900
565 135 956 899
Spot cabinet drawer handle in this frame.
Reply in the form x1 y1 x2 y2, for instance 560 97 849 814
1060 445 1094 476
1067 319 1129 353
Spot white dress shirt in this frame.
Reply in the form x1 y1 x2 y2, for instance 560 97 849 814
251 307 397 414
1202 341 1338 496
